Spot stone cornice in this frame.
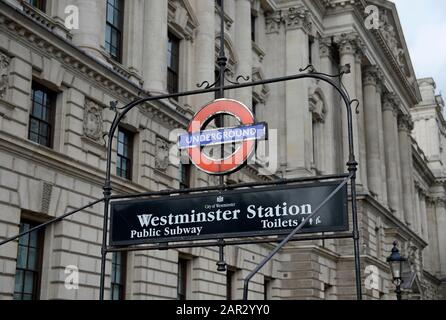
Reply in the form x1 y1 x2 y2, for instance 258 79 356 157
0 132 147 196
0 1 190 130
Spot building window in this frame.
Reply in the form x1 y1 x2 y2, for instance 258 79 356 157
25 0 46 11
167 32 180 97
179 164 191 189
226 267 237 300
111 252 126 300
309 36 315 65
264 277 273 300
28 82 55 148
105 0 124 62
116 127 133 180
216 0 222 9
177 258 189 300
252 99 258 119
251 13 257 42
14 221 44 300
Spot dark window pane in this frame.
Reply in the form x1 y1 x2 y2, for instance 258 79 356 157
167 33 180 96
111 252 126 300
29 83 55 148
105 0 124 62
17 246 28 269
116 128 133 180
14 270 24 293
24 271 34 294
14 221 44 301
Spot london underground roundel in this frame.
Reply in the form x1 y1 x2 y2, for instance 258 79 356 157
178 99 267 175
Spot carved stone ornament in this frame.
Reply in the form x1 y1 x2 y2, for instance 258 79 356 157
155 137 170 171
0 53 10 99
265 6 312 34
83 99 103 141
380 11 406 70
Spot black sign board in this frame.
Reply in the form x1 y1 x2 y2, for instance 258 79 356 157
109 182 348 246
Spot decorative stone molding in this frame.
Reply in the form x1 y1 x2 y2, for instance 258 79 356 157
0 52 10 99
265 10 282 34
283 6 312 33
155 136 170 171
319 37 333 58
21 1 72 40
83 99 104 141
362 65 380 86
382 92 400 115
168 0 199 41
333 32 365 57
379 10 406 71
265 6 312 34
309 87 326 123
397 113 414 132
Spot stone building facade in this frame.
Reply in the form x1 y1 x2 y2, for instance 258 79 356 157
0 0 445 300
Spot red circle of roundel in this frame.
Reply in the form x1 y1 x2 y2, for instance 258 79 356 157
187 99 255 175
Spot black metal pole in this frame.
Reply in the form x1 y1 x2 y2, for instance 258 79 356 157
346 100 363 300
396 283 402 300
99 109 119 300
217 0 227 187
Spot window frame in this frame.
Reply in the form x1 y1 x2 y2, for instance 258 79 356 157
28 82 56 149
110 251 127 300
226 267 237 300
25 0 46 12
13 220 45 300
179 164 191 190
116 127 134 180
167 32 180 97
105 0 125 63
177 258 189 300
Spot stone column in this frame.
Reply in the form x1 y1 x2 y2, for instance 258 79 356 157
193 0 215 108
413 187 421 236
123 0 144 80
382 93 402 218
319 38 337 174
334 33 363 185
234 0 252 109
362 66 381 198
284 7 312 176
376 79 388 206
143 0 168 94
356 53 368 192
398 114 415 227
71 0 107 60
435 199 446 277
420 192 429 241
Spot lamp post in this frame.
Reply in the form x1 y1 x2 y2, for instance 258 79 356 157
386 241 407 300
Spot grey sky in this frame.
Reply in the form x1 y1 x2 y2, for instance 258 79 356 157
391 0 446 97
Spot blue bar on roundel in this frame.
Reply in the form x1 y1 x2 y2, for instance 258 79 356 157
178 123 267 150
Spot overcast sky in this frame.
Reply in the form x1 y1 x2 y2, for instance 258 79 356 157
390 0 446 96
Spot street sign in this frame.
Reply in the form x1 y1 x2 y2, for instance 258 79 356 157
109 182 349 246
178 122 267 150
179 99 266 175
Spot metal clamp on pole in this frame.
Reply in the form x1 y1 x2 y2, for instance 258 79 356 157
216 239 227 272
